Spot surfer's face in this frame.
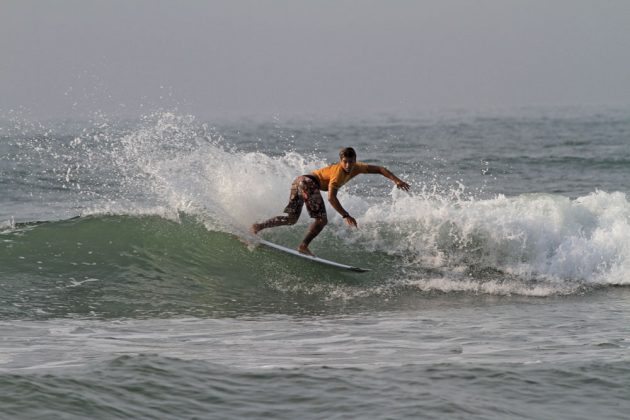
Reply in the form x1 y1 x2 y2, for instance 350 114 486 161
340 157 356 173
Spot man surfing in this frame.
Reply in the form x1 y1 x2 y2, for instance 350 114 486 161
251 147 410 256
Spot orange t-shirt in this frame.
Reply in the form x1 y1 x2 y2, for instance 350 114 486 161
311 162 369 192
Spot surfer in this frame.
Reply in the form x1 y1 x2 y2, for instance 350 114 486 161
251 147 410 256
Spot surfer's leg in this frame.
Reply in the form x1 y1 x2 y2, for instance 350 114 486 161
298 216 327 255
252 214 299 234
298 179 327 255
252 176 303 234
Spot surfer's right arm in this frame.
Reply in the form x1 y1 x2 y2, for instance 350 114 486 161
328 188 358 228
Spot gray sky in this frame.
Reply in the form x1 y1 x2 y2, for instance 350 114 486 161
2 0 630 119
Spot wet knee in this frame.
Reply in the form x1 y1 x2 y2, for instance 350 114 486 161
318 217 328 227
287 215 299 225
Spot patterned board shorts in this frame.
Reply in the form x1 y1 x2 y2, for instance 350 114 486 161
283 175 327 219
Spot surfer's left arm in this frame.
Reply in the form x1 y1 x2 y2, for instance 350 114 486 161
367 165 410 191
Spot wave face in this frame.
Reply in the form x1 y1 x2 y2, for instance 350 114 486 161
2 110 630 317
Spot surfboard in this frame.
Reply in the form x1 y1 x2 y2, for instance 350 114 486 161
258 239 370 273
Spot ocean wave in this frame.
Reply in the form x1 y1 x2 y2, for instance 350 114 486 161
1 186 629 316
3 112 630 306
104 114 630 289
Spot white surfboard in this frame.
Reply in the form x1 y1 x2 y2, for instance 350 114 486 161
258 239 370 273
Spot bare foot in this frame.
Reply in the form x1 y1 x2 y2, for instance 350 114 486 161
297 243 315 256
250 223 261 235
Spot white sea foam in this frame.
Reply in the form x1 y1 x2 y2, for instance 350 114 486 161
353 190 630 288
0 217 16 232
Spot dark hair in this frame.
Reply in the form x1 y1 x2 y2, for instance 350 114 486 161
339 147 357 160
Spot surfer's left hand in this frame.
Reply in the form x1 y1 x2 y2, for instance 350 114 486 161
396 180 411 192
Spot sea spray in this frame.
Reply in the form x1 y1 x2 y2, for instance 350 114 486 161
115 112 328 233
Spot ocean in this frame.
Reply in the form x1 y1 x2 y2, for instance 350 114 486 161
1 107 629 419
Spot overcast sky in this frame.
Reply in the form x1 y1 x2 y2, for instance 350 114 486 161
2 0 630 119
